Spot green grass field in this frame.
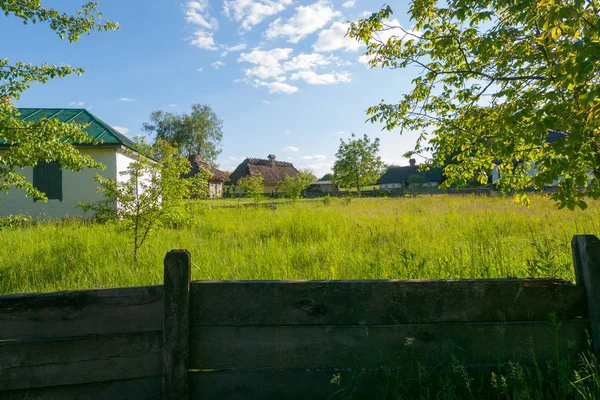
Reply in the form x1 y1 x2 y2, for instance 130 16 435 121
1 194 599 295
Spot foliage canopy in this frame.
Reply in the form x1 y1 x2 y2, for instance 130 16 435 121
0 1 119 200
334 134 384 195
279 169 315 200
142 104 223 165
349 1 600 209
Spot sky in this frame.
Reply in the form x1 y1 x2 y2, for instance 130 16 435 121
2 0 423 177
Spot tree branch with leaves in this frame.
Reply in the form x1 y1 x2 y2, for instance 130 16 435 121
348 1 600 209
0 1 119 200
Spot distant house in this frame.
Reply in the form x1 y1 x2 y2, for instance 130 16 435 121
308 180 338 194
492 130 569 186
377 159 444 189
0 108 146 218
229 154 298 193
186 154 229 198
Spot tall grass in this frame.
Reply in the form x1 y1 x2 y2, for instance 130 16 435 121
1 195 599 294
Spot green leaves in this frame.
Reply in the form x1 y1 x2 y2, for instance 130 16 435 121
142 104 224 165
280 169 315 200
0 1 118 199
79 141 194 261
349 0 600 209
333 134 384 195
237 175 264 203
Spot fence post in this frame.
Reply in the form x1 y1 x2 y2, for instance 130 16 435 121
572 235 600 354
163 249 191 399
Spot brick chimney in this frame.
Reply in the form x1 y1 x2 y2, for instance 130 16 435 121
268 154 276 167
409 158 416 167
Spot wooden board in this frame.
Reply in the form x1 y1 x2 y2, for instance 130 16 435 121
189 320 590 370
0 285 163 340
0 331 162 391
1 376 161 400
189 279 586 326
189 369 349 400
189 367 492 400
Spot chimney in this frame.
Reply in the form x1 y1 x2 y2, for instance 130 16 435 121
268 154 276 167
409 158 416 167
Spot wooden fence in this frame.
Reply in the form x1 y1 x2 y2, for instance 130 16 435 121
2 235 600 399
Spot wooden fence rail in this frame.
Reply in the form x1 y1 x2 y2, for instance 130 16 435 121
1 235 600 399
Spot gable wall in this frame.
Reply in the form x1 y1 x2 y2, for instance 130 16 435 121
0 149 118 218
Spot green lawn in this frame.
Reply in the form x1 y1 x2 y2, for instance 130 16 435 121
1 195 599 294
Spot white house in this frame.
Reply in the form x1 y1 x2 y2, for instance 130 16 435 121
0 108 143 218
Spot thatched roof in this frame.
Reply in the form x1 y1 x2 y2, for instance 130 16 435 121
186 154 229 182
229 154 299 185
377 165 444 184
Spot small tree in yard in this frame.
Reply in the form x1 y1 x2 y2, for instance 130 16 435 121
334 134 384 196
79 141 196 262
237 175 264 204
280 169 315 201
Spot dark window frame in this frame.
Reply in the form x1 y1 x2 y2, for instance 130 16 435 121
33 161 63 201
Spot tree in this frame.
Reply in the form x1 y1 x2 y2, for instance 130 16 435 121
280 169 315 200
333 134 384 196
348 2 600 209
319 173 334 181
237 175 264 203
142 104 223 165
79 141 196 262
0 2 118 200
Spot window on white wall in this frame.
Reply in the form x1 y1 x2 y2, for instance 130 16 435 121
33 162 62 201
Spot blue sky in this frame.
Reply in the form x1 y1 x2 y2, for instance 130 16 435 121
2 0 422 177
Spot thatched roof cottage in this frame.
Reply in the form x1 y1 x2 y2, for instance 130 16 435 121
229 154 298 193
186 154 229 198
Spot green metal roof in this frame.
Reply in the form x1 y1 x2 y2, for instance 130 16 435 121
0 108 137 150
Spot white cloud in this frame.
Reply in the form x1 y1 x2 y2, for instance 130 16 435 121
185 0 219 30
238 47 294 79
262 99 271 104
212 60 226 69
223 0 293 31
169 104 178 108
221 42 247 56
118 97 136 102
69 101 85 106
197 67 204 72
283 52 331 71
238 48 353 93
190 29 218 50
282 146 300 152
265 1 340 43
357 54 374 64
253 80 299 94
313 21 364 52
290 70 351 85
302 154 327 160
342 0 355 7
112 126 130 134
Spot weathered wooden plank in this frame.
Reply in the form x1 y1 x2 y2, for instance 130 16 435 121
189 320 590 370
1 376 161 400
188 367 493 400
189 369 351 400
573 235 600 354
0 285 163 340
189 279 586 326
162 250 191 400
0 331 162 391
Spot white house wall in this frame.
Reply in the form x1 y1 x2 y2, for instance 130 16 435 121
0 149 118 218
